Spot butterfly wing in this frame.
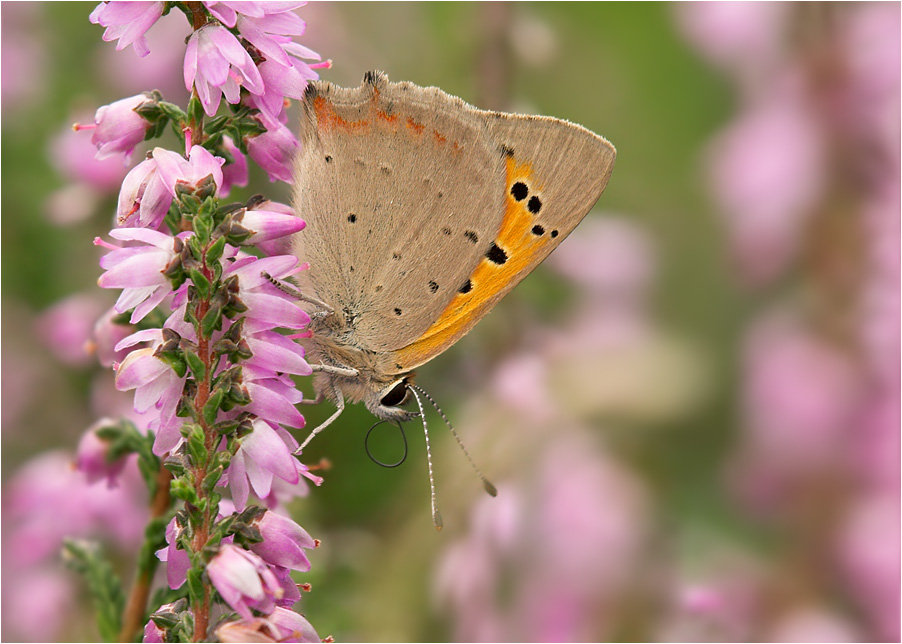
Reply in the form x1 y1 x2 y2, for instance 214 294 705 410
390 109 616 372
293 72 509 354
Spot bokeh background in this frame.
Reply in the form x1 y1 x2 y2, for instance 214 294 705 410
2 2 899 642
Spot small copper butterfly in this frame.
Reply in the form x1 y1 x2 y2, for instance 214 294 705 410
287 71 615 519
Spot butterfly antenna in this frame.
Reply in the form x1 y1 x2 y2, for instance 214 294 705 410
409 386 443 530
410 384 497 498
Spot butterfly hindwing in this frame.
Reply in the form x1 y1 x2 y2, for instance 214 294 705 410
391 110 616 372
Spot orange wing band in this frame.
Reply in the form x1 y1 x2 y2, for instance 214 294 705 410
392 156 552 371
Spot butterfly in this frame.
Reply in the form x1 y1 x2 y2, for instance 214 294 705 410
289 71 615 456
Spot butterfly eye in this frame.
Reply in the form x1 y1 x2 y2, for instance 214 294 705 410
380 380 409 407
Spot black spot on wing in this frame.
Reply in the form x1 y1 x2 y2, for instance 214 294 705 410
527 196 542 214
428 281 439 293
511 182 528 201
486 243 508 265
347 213 357 223
464 230 479 244
458 279 472 294
551 230 559 238
532 225 545 236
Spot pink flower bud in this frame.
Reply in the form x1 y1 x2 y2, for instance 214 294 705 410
74 419 129 486
91 93 154 161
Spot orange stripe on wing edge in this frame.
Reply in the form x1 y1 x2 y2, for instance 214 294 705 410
391 156 552 371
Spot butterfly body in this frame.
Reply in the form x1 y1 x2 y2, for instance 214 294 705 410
291 71 615 431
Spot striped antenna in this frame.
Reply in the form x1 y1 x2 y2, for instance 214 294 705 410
410 383 497 497
409 386 443 530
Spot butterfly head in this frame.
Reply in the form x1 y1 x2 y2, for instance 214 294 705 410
364 376 418 422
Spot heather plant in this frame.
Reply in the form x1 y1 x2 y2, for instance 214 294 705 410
44 2 330 641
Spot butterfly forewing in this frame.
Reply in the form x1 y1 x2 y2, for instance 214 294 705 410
293 73 506 353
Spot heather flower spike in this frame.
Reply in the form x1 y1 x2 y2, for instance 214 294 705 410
72 1 327 639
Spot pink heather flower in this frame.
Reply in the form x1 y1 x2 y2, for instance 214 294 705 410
143 617 165 643
184 24 265 117
238 207 306 245
96 228 185 323
224 254 310 330
225 420 302 510
271 565 302 609
116 155 172 228
246 122 300 183
249 511 315 572
247 200 298 256
153 145 225 199
113 329 187 455
208 544 283 620
243 366 306 429
156 517 192 590
37 292 107 367
220 135 249 196
89 1 165 58
81 93 154 161
216 607 319 643
245 34 322 125
75 418 130 486
244 330 311 377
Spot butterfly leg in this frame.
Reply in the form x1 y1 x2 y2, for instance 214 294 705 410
295 380 345 454
261 271 334 315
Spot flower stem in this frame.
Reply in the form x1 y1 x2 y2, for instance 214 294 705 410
189 255 219 642
118 467 172 642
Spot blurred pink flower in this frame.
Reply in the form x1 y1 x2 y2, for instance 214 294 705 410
673 3 789 85
98 14 191 100
767 607 861 643
740 313 861 470
549 216 654 302
75 418 131 486
37 292 108 367
50 117 132 192
0 567 74 642
707 91 825 284
3 451 146 569
0 4 47 112
836 493 900 641
436 436 649 642
220 135 249 196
